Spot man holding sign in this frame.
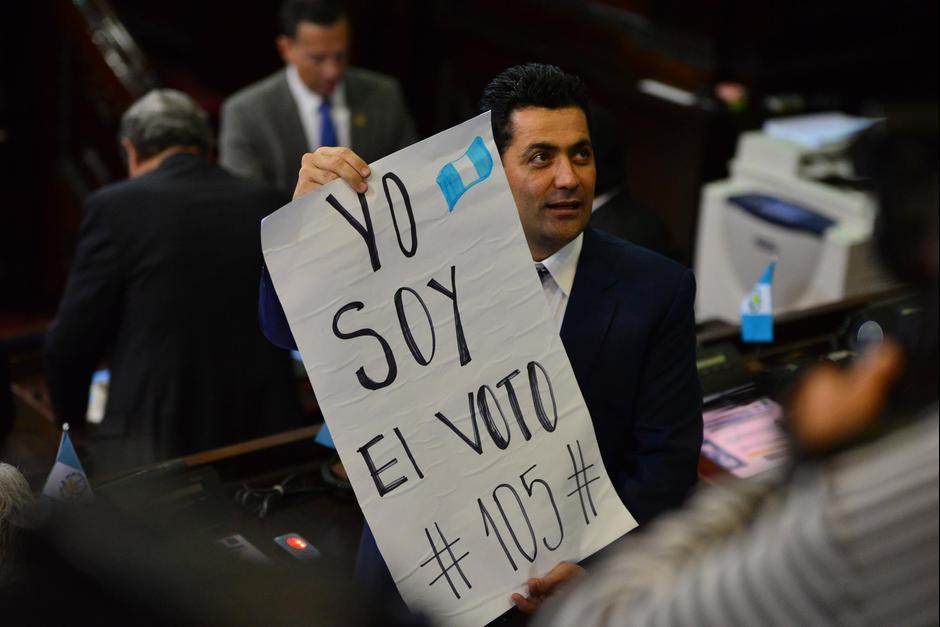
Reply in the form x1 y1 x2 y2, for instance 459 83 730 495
261 64 701 623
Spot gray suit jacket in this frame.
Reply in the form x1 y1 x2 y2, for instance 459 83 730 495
219 67 417 196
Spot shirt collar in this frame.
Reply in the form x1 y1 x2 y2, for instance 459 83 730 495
285 65 346 110
539 233 583 297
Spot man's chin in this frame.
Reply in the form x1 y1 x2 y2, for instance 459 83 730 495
541 223 587 252
546 210 589 229
315 83 339 97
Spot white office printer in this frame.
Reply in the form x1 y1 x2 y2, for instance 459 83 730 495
694 113 897 324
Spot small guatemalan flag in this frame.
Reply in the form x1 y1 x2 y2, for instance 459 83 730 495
741 261 776 343
42 423 94 503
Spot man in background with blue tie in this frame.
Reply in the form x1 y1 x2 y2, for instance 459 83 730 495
219 0 417 197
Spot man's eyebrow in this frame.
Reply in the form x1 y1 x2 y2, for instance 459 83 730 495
570 139 593 152
522 142 559 154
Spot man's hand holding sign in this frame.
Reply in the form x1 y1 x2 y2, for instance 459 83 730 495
260 64 702 626
294 146 372 197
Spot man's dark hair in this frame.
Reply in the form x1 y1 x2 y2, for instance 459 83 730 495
851 109 938 287
479 63 592 154
279 0 347 38
851 102 939 414
119 89 212 161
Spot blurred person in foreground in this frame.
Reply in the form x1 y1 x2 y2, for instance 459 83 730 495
0 477 427 627
43 89 303 476
0 462 33 583
517 109 939 625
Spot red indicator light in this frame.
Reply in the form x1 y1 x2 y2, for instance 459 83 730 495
286 536 307 550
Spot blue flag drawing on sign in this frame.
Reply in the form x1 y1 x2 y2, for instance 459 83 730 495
436 135 493 211
42 425 94 503
741 261 775 343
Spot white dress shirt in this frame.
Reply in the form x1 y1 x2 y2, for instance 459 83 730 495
285 65 351 150
535 233 583 332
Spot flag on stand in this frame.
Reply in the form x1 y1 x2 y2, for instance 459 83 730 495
741 261 776 343
42 424 94 503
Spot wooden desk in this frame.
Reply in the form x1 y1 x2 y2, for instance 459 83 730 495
99 426 365 574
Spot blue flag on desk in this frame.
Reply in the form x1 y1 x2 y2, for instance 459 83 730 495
42 424 94 503
741 261 775 343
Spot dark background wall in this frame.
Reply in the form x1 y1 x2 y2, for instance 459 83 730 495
1 0 936 319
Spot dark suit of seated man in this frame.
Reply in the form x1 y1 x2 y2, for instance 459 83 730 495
259 63 702 614
44 89 303 475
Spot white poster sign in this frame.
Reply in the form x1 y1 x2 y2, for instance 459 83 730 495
261 112 636 626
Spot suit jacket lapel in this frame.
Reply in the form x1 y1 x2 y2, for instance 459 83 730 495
271 71 311 161
561 229 619 379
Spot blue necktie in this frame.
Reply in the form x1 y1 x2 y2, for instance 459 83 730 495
318 98 338 148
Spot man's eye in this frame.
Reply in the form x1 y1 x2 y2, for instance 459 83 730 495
530 153 549 164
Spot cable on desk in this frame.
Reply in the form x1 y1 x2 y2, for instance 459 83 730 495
234 474 330 519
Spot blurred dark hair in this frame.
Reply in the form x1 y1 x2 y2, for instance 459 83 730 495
852 103 939 410
852 111 938 286
279 0 347 38
479 63 592 154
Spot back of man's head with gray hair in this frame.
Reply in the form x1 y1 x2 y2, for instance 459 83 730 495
119 89 212 161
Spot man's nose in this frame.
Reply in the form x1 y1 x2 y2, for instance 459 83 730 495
553 157 579 189
323 58 343 80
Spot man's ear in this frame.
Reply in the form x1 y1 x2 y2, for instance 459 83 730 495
275 35 294 65
121 138 140 177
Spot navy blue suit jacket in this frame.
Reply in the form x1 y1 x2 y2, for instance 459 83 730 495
562 228 702 524
259 227 703 602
